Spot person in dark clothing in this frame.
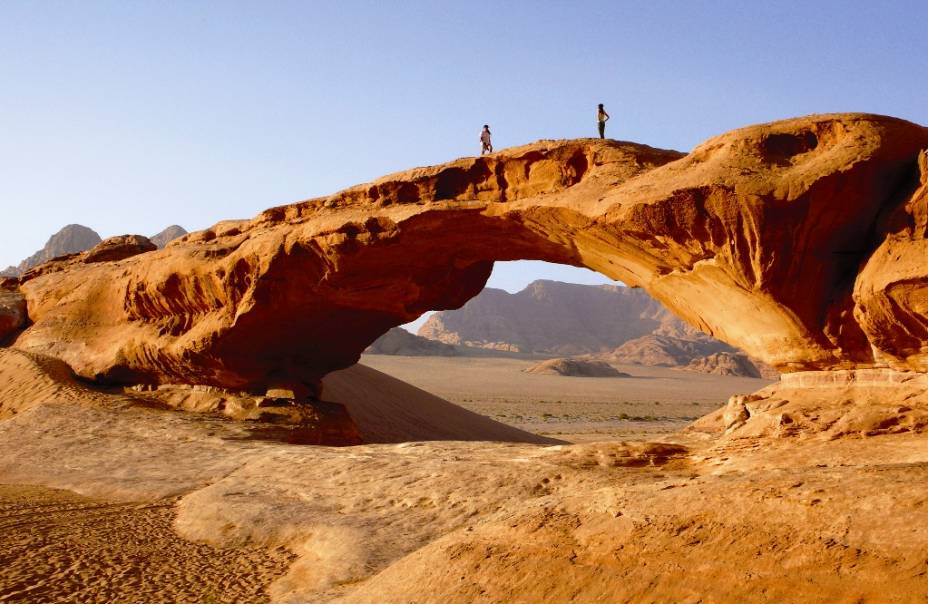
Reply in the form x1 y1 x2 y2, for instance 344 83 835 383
480 124 493 154
597 103 610 139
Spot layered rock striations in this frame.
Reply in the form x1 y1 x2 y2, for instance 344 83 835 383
8 114 928 394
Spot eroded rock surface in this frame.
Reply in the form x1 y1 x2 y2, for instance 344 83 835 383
0 280 26 344
10 114 928 393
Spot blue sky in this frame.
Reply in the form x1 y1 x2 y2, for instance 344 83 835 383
3 1 927 291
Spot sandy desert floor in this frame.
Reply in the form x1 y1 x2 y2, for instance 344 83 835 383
2 349 928 602
361 354 772 441
0 485 294 603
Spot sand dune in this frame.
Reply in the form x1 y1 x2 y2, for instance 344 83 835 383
323 363 559 444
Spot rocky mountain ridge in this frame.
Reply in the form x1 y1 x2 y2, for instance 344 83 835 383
411 279 770 376
2 224 187 278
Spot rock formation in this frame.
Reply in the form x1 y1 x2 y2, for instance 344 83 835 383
366 327 458 356
605 334 732 367
1 224 101 277
150 225 188 249
683 351 765 378
523 358 629 377
7 114 928 397
0 280 26 344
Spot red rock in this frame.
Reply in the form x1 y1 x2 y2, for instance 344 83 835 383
0 280 26 344
10 114 928 393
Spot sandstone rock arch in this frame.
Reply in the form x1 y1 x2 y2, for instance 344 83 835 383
10 114 928 396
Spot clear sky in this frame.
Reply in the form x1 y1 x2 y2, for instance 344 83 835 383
2 1 927 286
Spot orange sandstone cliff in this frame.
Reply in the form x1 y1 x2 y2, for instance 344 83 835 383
5 113 928 398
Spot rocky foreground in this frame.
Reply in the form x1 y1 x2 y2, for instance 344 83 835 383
2 113 928 601
1 348 927 602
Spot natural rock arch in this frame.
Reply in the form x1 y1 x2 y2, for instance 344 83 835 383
10 113 928 396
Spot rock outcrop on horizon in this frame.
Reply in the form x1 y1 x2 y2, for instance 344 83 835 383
523 358 629 377
7 114 928 396
1 224 101 277
607 334 731 367
2 224 187 277
365 327 459 356
150 225 188 249
683 351 765 378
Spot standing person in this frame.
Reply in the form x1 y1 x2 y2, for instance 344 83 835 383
480 124 493 155
597 103 610 139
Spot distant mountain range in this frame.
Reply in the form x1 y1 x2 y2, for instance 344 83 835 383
1 224 187 278
419 280 703 355
370 280 776 379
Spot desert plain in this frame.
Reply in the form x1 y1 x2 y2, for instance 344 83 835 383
361 354 772 442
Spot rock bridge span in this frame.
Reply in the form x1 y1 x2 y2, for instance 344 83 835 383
10 113 928 395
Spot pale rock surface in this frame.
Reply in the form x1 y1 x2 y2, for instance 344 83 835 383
692 368 928 439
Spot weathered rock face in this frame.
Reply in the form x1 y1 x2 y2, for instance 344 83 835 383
0 279 26 344
11 114 928 393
